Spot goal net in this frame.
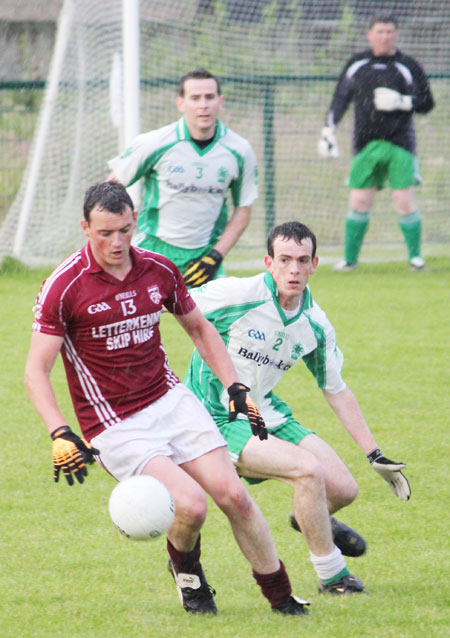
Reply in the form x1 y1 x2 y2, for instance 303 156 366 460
1 0 449 267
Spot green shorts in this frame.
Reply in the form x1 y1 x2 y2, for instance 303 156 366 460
133 233 226 279
348 140 421 190
216 413 313 485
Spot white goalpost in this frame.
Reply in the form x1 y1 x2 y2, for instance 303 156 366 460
121 0 140 147
9 0 141 263
12 0 76 259
1 0 449 267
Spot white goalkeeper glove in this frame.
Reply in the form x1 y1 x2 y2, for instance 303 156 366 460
317 126 339 158
374 87 413 112
367 448 411 501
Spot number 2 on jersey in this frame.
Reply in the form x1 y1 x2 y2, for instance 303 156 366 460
273 336 283 351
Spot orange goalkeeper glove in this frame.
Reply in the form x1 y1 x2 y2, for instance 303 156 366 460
228 383 268 441
183 249 223 288
51 426 99 486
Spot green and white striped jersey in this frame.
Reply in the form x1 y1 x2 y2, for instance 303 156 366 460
185 272 346 429
108 117 258 250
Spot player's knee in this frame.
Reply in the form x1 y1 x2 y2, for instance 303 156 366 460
349 189 374 211
392 188 415 214
175 490 208 527
215 482 254 520
344 477 359 505
333 476 359 509
292 452 325 488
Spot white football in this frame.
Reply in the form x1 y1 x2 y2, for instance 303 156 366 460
109 475 175 540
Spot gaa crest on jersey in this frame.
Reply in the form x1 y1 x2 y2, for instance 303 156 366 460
147 285 162 304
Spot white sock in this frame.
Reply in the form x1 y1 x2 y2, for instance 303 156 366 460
310 545 347 581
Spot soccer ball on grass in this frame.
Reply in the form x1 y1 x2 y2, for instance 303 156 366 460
109 475 175 540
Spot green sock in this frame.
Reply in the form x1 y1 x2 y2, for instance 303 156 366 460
344 211 369 264
322 567 350 585
399 211 422 259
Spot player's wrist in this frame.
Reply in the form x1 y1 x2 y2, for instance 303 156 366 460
228 382 249 396
209 248 223 263
50 425 72 439
367 447 382 463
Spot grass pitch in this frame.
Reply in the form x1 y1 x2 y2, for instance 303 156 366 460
1 257 449 638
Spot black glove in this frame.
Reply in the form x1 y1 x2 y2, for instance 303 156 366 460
183 249 223 288
51 426 100 486
228 382 268 441
367 448 411 501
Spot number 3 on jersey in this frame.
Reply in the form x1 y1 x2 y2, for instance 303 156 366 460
121 299 137 316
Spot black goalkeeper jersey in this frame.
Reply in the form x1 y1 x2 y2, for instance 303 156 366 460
326 48 434 154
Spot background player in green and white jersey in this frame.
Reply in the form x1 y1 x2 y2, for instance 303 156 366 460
185 221 410 595
108 69 258 287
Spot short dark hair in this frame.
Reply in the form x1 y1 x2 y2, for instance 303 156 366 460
83 181 134 222
369 13 398 29
267 221 317 258
179 69 221 97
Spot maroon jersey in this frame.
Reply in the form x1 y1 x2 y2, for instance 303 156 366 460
32 244 196 441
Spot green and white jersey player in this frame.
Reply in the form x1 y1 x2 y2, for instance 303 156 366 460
108 69 258 288
186 270 345 445
185 221 411 594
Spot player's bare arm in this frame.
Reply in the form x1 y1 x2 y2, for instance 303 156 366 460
214 205 251 258
322 386 378 454
25 331 98 485
323 386 410 500
175 306 238 389
25 331 67 435
176 305 267 439
184 206 252 287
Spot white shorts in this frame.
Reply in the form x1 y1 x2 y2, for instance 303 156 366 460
91 383 227 481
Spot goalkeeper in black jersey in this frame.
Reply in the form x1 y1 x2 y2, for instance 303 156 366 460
317 13 434 271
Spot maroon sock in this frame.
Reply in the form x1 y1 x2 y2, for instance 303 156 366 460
252 560 292 608
167 535 201 573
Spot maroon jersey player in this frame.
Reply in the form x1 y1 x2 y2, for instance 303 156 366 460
24 181 310 617
32 241 194 440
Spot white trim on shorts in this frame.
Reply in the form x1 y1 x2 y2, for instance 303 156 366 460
91 383 227 481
